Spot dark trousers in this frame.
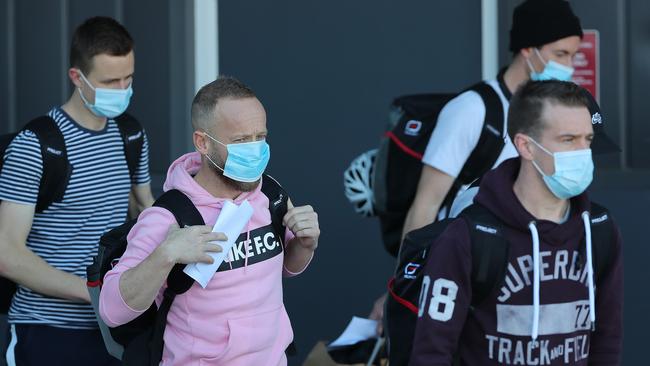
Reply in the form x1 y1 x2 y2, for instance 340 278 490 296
5 324 120 366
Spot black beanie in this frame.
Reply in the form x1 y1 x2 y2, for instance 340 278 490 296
509 0 583 52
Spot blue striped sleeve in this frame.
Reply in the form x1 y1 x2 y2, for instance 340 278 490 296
133 130 151 185
0 130 43 205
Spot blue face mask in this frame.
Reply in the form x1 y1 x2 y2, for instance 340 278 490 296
78 71 133 118
204 133 271 183
529 138 593 199
527 49 574 82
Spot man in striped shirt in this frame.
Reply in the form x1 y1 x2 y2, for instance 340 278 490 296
0 17 153 365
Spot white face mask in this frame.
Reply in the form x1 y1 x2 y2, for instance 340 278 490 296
529 138 594 199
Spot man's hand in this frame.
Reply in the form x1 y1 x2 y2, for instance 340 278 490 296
283 202 320 251
158 224 226 265
369 292 388 335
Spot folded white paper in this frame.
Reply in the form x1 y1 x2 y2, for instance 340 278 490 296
183 200 254 288
328 316 379 348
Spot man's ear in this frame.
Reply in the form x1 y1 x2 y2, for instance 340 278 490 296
68 68 83 88
520 47 534 60
193 131 209 154
514 133 535 161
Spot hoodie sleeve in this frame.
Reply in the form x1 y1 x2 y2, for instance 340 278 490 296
99 206 176 327
588 222 623 365
410 219 473 366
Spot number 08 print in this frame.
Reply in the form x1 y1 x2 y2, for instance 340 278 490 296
418 276 459 322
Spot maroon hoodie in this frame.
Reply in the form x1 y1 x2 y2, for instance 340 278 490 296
410 158 623 365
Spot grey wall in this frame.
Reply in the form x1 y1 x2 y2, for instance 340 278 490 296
219 1 482 364
1 1 12 132
122 0 195 175
627 0 650 169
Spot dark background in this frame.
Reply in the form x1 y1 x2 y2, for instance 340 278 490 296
1 0 649 364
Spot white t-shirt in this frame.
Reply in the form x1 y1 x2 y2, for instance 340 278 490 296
421 79 518 219
421 79 517 177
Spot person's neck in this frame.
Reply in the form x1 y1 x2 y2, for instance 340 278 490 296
61 90 107 131
513 161 570 223
193 161 242 200
503 58 531 96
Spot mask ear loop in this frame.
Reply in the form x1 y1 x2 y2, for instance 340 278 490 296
528 137 553 156
76 70 98 107
525 57 537 74
203 132 228 147
533 48 548 66
203 132 229 173
528 138 556 178
205 153 226 173
77 70 96 91
525 48 546 75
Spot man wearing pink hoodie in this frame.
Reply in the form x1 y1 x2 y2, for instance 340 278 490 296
99 76 320 365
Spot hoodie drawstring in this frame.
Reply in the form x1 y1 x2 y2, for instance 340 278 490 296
581 211 596 329
527 221 541 340
527 213 596 340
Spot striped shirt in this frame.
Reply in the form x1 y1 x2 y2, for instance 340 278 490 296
0 107 150 329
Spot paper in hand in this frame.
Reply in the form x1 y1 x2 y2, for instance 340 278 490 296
183 199 254 288
328 316 379 348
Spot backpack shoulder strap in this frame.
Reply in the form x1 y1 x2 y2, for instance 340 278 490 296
261 174 289 244
456 82 505 186
153 189 205 228
153 189 205 295
23 116 70 213
460 204 509 306
588 202 616 285
126 189 205 364
114 113 144 182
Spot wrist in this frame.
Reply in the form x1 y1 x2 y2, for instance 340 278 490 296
77 278 91 303
153 242 177 269
296 238 318 252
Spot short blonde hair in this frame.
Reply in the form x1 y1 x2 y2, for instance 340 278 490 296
190 75 256 132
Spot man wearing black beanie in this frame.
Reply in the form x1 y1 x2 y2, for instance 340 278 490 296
401 0 584 237
369 0 587 338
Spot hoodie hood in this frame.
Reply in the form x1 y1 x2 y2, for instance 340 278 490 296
474 158 591 245
162 152 262 208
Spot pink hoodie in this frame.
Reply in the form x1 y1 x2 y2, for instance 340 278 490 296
99 152 306 366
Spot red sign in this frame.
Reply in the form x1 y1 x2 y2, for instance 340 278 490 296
572 29 599 102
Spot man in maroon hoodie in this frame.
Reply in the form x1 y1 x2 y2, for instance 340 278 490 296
410 80 623 365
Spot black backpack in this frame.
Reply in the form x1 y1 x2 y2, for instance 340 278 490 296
0 114 145 314
345 82 505 257
87 174 289 366
385 203 616 366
